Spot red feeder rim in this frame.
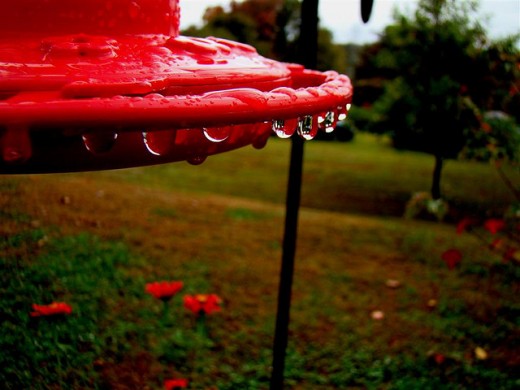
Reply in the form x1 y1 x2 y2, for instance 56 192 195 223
0 0 353 173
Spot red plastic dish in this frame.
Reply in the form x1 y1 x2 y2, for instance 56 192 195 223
0 0 352 173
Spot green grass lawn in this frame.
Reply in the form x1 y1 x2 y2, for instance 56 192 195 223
1 133 518 389
90 133 518 217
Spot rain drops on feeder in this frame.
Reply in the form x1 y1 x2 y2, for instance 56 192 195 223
0 0 353 173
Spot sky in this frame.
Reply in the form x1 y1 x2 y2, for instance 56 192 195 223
179 0 520 45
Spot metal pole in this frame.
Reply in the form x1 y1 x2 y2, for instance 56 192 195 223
361 0 374 23
270 134 304 389
270 1 318 389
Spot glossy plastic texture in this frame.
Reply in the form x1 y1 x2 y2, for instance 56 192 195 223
0 0 352 173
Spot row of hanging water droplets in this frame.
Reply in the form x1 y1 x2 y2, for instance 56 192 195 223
272 104 350 140
0 103 350 166
87 102 351 162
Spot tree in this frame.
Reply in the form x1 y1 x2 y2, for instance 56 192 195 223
181 0 292 59
182 4 262 51
180 0 347 72
356 0 519 199
316 28 347 72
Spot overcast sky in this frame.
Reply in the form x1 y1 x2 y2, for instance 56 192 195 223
179 0 520 45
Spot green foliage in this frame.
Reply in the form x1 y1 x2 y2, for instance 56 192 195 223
180 0 347 72
367 0 485 157
316 27 347 72
0 232 145 389
462 111 520 163
368 0 519 151
181 0 287 59
353 0 519 199
96 134 517 219
225 207 270 221
0 138 519 388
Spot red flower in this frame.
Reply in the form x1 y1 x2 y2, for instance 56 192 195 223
433 353 446 365
145 281 183 301
184 294 222 315
456 217 477 234
441 249 462 269
164 378 188 390
484 219 505 235
30 302 72 317
481 122 492 133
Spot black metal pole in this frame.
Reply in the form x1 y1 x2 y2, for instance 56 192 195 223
270 1 318 389
361 0 374 23
270 135 304 389
270 1 371 388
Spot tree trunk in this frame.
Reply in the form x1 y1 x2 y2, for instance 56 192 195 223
431 154 443 200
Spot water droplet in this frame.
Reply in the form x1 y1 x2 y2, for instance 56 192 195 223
143 129 176 156
337 105 348 121
272 118 297 138
319 111 336 133
144 93 164 100
203 126 230 143
1 126 32 163
82 132 118 154
217 89 268 106
187 155 207 165
297 115 318 140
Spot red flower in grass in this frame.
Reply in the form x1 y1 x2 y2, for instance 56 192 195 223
164 378 188 390
433 353 446 365
30 302 72 317
145 281 183 301
184 294 222 315
481 122 492 133
441 249 462 270
456 217 477 234
484 218 505 235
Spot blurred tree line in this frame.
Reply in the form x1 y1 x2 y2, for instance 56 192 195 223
181 0 347 71
182 0 519 199
354 0 519 199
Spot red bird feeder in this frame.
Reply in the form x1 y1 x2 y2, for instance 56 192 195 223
0 0 352 173
0 1 356 388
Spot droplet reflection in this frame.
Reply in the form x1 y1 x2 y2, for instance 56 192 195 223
82 132 118 154
272 118 297 138
203 126 230 143
187 155 207 165
143 129 176 156
297 115 318 140
337 105 348 121
319 111 336 133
